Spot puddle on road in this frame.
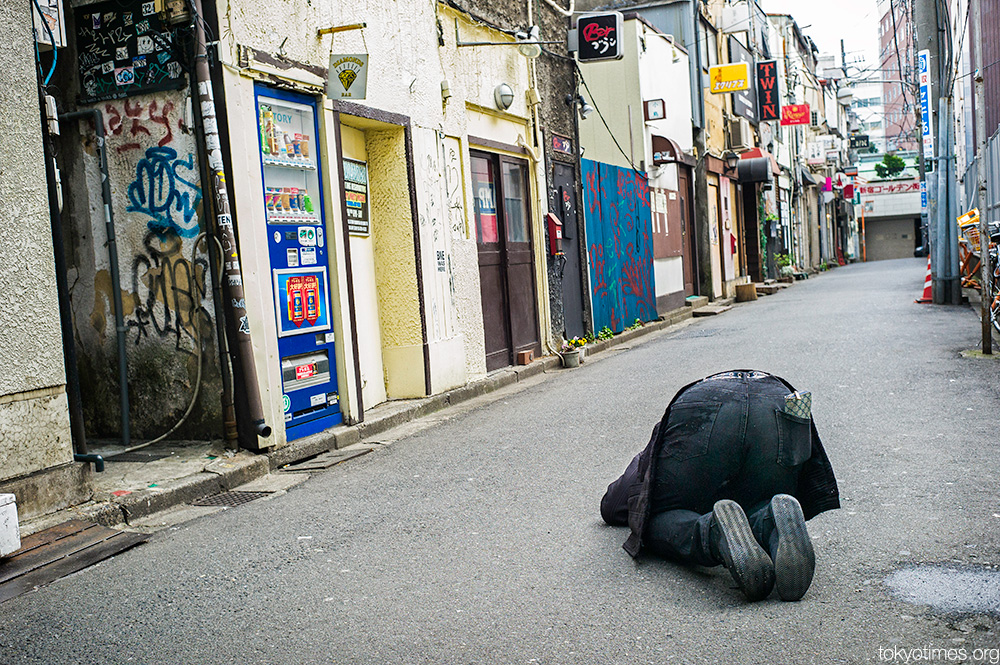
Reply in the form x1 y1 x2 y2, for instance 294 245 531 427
886 565 1000 615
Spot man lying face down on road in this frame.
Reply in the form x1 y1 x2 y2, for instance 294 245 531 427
601 370 839 602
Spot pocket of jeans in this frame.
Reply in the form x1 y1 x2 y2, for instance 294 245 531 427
659 402 722 461
775 410 813 467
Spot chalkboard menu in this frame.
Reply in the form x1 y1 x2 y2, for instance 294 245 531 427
75 0 186 103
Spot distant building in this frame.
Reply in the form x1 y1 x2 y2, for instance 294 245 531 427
877 0 918 152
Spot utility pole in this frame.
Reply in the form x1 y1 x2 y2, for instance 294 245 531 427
914 0 942 300
971 0 993 353
191 0 274 437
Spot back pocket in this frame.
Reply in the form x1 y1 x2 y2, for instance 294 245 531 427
775 410 813 467
659 402 722 461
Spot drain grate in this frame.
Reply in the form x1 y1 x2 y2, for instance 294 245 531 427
190 491 273 507
106 452 172 463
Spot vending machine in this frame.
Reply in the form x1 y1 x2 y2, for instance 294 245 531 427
254 86 342 440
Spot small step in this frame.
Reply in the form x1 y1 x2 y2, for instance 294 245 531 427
692 305 733 317
756 284 780 296
685 295 709 308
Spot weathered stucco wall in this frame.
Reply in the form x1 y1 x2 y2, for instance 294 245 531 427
0 2 74 480
50 1 222 441
218 0 539 397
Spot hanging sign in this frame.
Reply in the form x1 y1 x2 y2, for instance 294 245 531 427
780 104 810 126
709 62 751 94
577 13 624 62
756 60 780 122
918 49 934 160
328 54 368 100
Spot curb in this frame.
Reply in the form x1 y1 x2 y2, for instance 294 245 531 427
66 302 719 530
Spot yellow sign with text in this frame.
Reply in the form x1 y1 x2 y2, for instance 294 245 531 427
709 62 751 94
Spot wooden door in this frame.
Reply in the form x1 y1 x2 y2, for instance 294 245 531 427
553 162 584 340
471 151 540 371
678 166 697 296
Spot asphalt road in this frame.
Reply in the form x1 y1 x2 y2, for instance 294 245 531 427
3 258 1000 665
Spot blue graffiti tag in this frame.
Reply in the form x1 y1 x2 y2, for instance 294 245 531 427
126 146 202 238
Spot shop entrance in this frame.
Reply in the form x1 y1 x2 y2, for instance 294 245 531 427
470 150 540 371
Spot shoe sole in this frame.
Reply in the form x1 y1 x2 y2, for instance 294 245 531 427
713 500 775 602
771 494 816 601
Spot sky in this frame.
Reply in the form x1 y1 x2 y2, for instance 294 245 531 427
761 0 881 78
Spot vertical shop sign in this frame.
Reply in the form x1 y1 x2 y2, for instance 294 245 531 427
918 49 934 160
756 60 779 122
343 159 370 236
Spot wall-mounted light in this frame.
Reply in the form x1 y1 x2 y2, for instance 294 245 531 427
441 79 452 102
495 83 514 110
516 26 542 59
724 150 741 173
455 19 559 59
565 93 594 120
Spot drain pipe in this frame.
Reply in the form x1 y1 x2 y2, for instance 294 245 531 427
73 454 105 473
191 0 270 440
60 109 130 449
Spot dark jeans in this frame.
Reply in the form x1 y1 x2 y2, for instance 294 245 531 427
644 371 813 566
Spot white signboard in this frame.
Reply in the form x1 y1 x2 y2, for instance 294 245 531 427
328 54 368 100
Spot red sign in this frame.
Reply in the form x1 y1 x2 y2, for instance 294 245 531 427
756 61 779 121
780 104 810 126
295 363 317 380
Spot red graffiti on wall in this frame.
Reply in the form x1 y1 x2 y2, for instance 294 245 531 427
104 100 181 153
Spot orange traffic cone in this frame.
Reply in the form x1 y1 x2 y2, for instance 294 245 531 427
915 257 932 303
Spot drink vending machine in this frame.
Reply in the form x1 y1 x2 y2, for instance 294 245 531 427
255 86 342 440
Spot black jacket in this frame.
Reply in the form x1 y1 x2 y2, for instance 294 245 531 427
601 372 840 558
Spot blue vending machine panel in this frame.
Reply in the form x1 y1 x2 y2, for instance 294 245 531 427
255 86 342 439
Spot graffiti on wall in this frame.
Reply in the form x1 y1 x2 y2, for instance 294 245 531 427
582 159 655 333
105 99 183 153
128 230 212 354
414 130 463 341
126 146 202 239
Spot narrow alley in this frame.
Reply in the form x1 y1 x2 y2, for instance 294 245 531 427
1 258 997 664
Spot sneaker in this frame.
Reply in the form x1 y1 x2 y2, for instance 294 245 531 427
711 499 775 601
769 494 816 601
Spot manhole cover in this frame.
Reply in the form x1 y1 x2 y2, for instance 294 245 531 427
886 564 1000 615
106 452 172 463
190 491 272 507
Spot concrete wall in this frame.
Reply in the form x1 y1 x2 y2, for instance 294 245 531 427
0 2 74 483
51 0 221 442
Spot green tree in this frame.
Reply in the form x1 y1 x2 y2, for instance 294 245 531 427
874 154 906 178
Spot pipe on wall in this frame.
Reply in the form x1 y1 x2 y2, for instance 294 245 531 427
59 109 131 450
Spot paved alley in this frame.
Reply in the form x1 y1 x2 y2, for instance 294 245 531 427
2 258 998 665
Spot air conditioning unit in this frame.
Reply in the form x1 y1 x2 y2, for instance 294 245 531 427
729 117 752 151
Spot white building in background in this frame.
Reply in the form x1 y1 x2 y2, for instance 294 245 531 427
850 82 886 153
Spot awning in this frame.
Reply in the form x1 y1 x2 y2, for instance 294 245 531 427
740 146 780 174
738 157 773 184
799 167 818 186
651 135 697 168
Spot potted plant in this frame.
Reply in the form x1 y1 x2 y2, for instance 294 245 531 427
560 337 586 368
775 253 795 283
